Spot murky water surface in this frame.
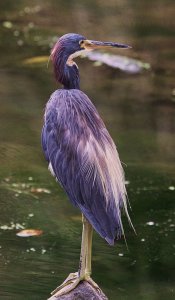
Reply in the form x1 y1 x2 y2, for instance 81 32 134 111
0 1 175 299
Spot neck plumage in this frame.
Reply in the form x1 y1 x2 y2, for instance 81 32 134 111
52 48 80 90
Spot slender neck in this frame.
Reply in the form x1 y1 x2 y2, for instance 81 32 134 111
52 48 80 89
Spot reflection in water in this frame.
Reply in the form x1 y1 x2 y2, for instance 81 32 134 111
0 1 175 299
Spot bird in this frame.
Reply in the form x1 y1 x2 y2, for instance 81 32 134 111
41 33 133 297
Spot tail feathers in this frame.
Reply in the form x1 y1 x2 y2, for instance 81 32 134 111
78 203 122 246
85 133 134 240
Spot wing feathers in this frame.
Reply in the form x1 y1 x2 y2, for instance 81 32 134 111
42 89 132 244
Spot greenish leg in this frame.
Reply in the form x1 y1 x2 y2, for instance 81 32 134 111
84 217 100 289
79 214 89 279
85 217 93 277
51 214 100 297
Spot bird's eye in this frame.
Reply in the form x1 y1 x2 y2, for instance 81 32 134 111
79 40 85 47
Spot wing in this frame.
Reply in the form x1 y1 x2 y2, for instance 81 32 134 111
42 89 131 245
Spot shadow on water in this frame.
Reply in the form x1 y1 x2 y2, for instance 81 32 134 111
0 1 175 299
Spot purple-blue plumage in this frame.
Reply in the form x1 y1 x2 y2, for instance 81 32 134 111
42 89 127 245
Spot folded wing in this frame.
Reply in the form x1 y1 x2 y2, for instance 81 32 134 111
42 89 132 245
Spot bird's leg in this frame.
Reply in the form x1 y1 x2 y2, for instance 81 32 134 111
84 217 101 290
51 214 99 297
78 214 89 279
85 218 93 277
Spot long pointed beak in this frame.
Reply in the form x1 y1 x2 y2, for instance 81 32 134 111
81 39 131 50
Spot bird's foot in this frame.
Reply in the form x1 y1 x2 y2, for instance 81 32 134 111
85 275 100 290
51 272 101 297
51 272 79 296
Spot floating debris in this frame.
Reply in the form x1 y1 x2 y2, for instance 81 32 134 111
2 180 51 199
83 51 151 74
16 229 43 237
146 221 155 226
118 253 124 257
26 247 36 252
0 222 25 230
168 186 175 191
141 238 146 242
30 187 51 194
0 225 10 230
41 248 46 254
23 56 49 65
28 213 34 217
30 247 36 252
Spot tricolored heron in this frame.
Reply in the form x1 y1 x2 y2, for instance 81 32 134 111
42 33 133 296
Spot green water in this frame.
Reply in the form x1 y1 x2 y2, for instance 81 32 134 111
0 1 175 299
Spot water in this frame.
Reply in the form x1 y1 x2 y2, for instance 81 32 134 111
0 1 175 299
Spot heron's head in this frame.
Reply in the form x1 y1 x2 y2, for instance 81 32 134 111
51 33 131 89
51 33 131 66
